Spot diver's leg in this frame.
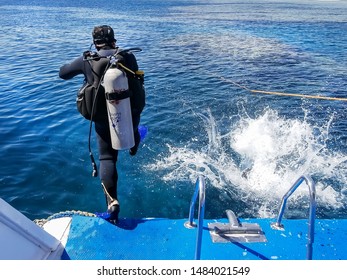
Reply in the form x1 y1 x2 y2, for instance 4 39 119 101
95 121 120 222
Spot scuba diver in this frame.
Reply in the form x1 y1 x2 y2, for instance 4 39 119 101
59 25 145 223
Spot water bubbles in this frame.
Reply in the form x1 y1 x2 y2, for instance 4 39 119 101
146 107 347 218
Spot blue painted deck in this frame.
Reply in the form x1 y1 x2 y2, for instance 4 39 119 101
61 216 347 260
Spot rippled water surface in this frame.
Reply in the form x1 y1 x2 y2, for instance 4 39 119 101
0 0 346 220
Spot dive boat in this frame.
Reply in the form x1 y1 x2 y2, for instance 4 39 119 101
0 175 346 260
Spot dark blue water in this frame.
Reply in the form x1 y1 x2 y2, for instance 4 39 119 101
0 0 346 221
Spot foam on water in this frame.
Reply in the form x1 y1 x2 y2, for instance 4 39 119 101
147 107 347 218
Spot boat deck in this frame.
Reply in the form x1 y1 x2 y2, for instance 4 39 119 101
50 215 347 260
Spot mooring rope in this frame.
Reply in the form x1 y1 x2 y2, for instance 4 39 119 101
33 183 116 227
34 210 96 227
219 76 347 102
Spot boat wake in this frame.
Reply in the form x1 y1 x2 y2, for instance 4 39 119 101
146 107 347 219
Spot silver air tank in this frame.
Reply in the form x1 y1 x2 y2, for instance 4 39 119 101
103 63 134 150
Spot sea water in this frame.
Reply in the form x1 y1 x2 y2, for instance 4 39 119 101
0 0 346 221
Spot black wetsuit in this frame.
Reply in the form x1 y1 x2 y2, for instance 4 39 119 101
59 47 142 205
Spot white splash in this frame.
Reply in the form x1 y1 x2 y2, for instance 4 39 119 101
146 108 347 218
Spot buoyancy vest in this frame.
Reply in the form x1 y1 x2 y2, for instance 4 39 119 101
76 48 145 122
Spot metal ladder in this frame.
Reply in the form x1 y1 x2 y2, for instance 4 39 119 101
185 174 317 260
271 174 317 260
184 175 206 260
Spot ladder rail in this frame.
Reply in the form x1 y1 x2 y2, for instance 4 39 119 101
185 175 206 260
271 174 317 260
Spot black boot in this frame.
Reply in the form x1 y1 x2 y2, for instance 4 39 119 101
101 182 120 223
107 200 120 223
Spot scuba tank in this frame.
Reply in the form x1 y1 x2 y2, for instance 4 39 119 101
103 64 134 150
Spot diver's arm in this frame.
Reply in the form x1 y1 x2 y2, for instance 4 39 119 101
59 56 84 80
